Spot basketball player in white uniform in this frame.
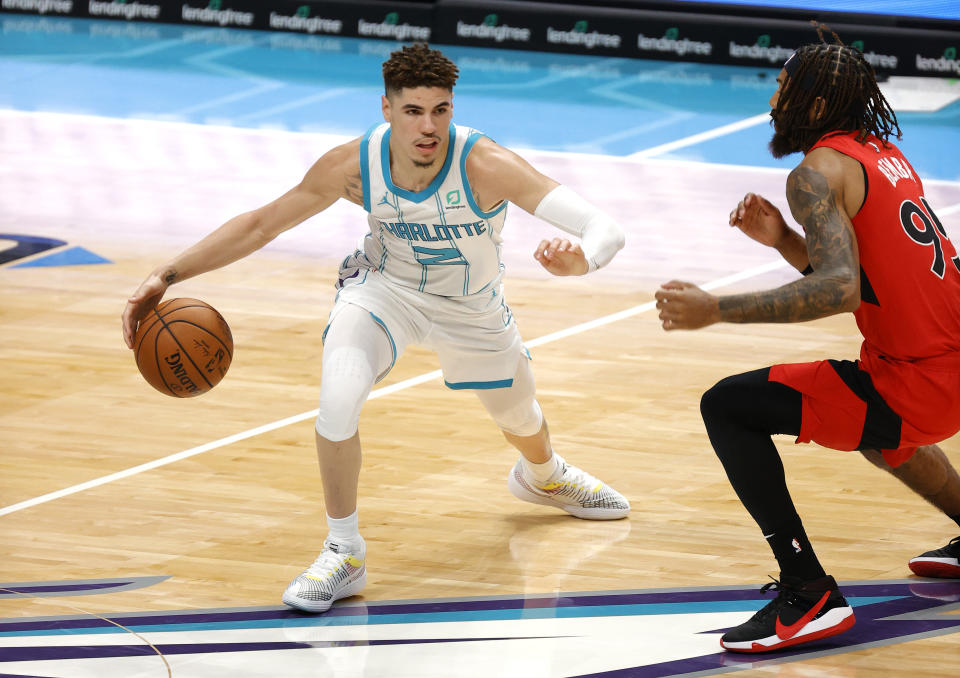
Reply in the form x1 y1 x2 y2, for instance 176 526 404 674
122 44 629 614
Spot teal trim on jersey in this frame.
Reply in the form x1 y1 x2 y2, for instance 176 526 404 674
461 131 509 220
360 123 378 213
444 378 514 390
368 311 397 382
380 123 457 203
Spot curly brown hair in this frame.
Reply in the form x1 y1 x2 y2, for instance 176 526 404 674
773 22 901 154
382 43 459 97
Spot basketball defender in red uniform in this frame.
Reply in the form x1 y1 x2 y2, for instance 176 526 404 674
655 27 960 652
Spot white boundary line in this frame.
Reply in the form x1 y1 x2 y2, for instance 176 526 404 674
0 259 791 518
627 112 771 159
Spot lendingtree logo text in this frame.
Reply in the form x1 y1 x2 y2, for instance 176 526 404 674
917 46 960 74
547 19 621 50
848 39 898 69
637 25 712 56
358 12 430 41
88 0 161 21
182 0 254 27
1 0 73 13
456 13 531 43
729 33 794 63
269 4 342 34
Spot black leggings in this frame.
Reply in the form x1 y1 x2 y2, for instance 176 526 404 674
700 367 803 536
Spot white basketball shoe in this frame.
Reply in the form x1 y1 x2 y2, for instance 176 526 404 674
282 537 367 613
508 457 630 520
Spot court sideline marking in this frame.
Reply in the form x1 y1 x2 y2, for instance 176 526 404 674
1 260 789 518
628 112 771 159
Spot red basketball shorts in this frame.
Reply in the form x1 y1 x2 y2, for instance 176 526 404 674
769 350 960 467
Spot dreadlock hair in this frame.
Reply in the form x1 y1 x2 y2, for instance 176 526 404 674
773 22 901 154
382 43 459 98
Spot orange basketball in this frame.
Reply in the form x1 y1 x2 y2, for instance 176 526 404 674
134 298 233 397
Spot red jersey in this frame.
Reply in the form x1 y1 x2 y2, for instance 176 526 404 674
771 132 960 461
810 131 960 363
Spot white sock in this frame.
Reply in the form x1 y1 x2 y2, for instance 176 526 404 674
327 510 363 553
521 453 563 484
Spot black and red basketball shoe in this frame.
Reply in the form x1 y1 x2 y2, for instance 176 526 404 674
720 575 855 653
909 537 960 578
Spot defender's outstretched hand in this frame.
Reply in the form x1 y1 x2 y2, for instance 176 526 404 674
534 237 589 276
655 280 720 330
729 192 791 248
122 272 169 348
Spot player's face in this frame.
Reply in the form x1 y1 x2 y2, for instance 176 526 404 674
382 87 453 169
768 68 797 158
768 68 829 158
769 68 786 111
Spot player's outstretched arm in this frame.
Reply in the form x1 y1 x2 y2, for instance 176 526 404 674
656 155 860 330
465 138 624 276
122 139 362 347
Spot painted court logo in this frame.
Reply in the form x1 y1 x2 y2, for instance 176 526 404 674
1 234 111 267
2 577 958 675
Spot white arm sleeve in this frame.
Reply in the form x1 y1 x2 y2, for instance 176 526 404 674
533 185 625 272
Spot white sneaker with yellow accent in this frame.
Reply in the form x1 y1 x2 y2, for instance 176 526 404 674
508 458 630 520
282 537 366 613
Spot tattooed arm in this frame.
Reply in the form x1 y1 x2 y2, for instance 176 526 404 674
656 151 860 330
122 137 363 347
719 161 860 323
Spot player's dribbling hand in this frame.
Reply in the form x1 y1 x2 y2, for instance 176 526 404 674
534 237 589 276
655 281 720 330
121 273 169 349
729 192 790 248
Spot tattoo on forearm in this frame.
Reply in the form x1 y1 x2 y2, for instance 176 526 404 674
344 170 363 205
161 267 178 285
719 166 857 323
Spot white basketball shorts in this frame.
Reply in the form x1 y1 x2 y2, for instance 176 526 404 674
326 250 528 389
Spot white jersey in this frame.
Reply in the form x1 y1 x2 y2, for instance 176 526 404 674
360 122 508 297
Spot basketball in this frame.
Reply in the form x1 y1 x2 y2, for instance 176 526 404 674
134 298 233 397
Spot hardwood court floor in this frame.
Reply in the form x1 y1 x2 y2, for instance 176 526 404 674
2 112 960 676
